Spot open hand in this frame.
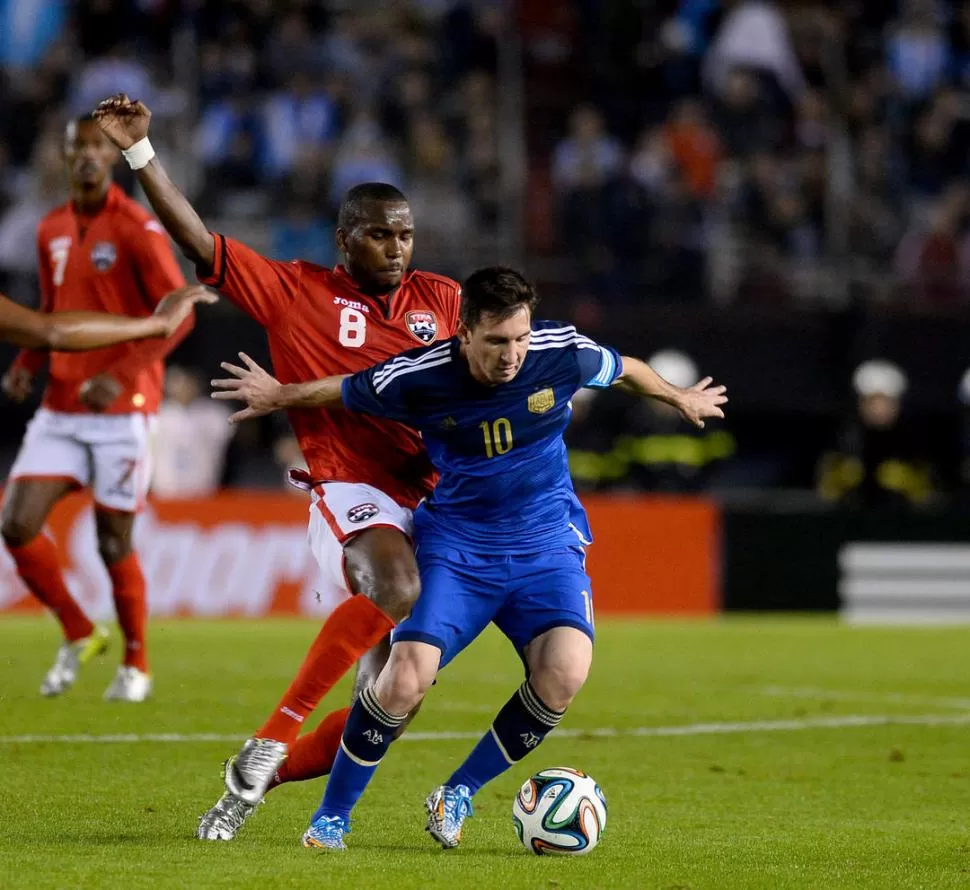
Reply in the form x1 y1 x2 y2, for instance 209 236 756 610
153 285 216 336
676 377 728 429
93 94 151 150
211 352 282 424
2 367 33 402
79 373 123 412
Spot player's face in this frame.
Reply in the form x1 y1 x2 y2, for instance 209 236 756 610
461 306 532 386
64 120 118 190
339 201 414 294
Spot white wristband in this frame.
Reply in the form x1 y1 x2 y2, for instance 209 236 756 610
122 137 155 170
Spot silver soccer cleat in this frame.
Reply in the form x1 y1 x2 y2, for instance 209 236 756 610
40 627 110 697
103 665 153 702
197 789 257 841
224 738 288 805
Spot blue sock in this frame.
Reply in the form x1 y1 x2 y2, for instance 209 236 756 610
313 686 405 822
447 681 564 795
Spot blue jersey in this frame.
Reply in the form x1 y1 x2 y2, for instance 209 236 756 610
341 321 623 553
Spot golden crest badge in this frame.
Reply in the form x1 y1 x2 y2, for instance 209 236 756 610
527 388 555 414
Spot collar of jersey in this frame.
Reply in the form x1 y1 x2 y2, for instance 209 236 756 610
69 182 123 220
332 264 414 315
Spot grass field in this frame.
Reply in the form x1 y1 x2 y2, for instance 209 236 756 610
1 615 968 890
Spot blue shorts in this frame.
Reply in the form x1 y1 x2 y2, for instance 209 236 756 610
392 544 595 670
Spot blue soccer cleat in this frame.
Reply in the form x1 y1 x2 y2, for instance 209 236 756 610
302 814 350 851
425 784 473 849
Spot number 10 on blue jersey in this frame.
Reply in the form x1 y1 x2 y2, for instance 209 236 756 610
480 418 513 458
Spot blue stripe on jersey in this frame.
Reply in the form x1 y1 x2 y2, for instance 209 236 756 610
587 348 620 388
372 342 452 393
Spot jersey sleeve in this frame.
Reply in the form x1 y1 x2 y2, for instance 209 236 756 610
575 338 624 390
197 234 302 327
340 351 430 425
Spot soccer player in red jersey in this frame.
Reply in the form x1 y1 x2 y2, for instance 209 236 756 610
94 94 463 839
1 115 195 703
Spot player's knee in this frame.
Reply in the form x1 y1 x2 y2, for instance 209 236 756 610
96 529 133 566
375 643 438 714
0 509 42 549
531 655 590 712
355 562 421 623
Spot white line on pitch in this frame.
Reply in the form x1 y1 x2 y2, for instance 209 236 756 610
760 685 970 711
3 712 970 745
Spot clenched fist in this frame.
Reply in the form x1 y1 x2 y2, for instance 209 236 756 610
79 373 123 412
2 366 33 402
93 94 151 150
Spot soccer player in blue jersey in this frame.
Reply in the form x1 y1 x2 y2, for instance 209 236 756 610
212 267 727 851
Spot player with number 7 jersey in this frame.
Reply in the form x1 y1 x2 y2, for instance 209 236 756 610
93 92 462 841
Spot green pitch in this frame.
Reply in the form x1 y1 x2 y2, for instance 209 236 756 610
0 616 968 890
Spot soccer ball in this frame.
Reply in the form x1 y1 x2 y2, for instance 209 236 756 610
512 767 607 855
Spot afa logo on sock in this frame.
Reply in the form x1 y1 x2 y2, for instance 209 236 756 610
347 503 379 523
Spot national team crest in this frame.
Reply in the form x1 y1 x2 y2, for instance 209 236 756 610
90 241 117 272
347 503 379 523
406 310 438 344
527 388 555 414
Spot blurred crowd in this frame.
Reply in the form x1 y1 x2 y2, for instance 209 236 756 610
2 0 970 504
0 0 502 302
528 0 970 307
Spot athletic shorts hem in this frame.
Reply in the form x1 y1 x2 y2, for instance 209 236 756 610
391 629 447 653
8 473 84 488
520 618 595 650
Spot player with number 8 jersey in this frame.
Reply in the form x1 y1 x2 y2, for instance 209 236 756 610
93 93 462 841
199 233 459 507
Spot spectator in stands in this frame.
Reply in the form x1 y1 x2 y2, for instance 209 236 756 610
153 367 235 500
552 104 624 193
569 349 735 492
895 182 970 305
703 0 805 103
817 360 934 508
270 197 335 268
886 0 950 103
260 73 339 181
848 127 906 267
195 95 262 208
328 108 405 210
405 112 475 273
68 46 152 116
663 98 721 199
713 68 786 159
906 95 965 200
264 9 323 86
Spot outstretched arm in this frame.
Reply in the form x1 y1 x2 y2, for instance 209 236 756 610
211 353 348 423
0 286 214 351
616 356 728 429
94 94 214 270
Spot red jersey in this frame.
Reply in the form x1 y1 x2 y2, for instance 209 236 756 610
12 184 187 414
198 234 461 508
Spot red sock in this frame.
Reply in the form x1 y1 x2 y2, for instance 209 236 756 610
256 596 395 744
271 706 351 789
8 535 93 642
107 553 149 673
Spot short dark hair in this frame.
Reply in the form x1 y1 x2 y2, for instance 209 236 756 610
460 266 540 328
337 183 408 229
